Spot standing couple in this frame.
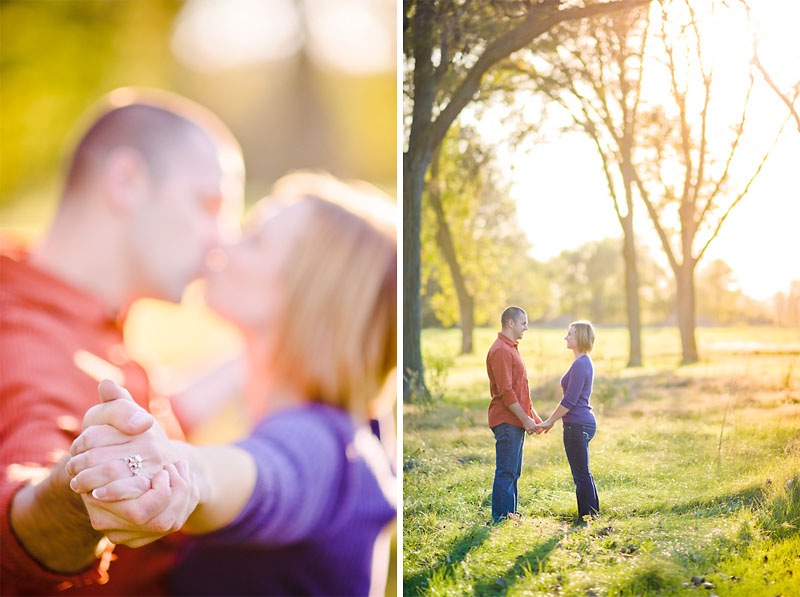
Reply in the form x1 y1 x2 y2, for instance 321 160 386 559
486 306 599 524
1 89 397 596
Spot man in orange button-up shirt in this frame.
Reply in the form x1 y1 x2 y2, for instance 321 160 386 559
486 306 542 523
0 88 245 595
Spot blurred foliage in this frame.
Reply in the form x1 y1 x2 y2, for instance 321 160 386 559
0 0 396 231
421 124 538 328
0 0 181 205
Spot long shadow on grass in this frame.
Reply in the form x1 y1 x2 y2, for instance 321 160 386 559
472 535 561 596
629 483 765 519
403 523 491 596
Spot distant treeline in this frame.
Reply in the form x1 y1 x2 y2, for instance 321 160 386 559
422 237 800 329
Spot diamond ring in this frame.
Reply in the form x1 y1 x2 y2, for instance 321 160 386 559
124 454 144 476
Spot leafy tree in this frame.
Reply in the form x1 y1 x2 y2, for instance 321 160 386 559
549 240 622 324
632 0 790 362
547 237 671 325
421 125 536 352
695 259 743 324
497 0 791 363
404 0 651 396
496 5 651 364
0 0 181 204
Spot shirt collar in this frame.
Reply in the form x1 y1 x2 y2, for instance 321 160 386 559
497 332 519 348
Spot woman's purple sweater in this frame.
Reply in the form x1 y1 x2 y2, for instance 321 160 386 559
171 403 396 596
560 354 596 426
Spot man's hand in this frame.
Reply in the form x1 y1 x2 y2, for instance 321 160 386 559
522 416 538 434
531 413 544 435
66 380 199 547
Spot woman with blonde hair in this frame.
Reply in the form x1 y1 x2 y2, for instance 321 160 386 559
67 172 397 596
538 320 599 521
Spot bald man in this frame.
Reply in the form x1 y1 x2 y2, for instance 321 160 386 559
0 88 245 595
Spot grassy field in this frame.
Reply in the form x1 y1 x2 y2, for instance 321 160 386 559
403 326 800 596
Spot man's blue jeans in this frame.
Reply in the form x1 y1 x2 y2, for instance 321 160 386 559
491 423 525 522
563 422 599 519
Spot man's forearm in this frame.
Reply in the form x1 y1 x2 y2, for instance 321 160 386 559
506 402 533 427
10 456 104 573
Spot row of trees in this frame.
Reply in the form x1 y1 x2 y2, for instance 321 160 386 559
423 231 793 332
404 0 799 397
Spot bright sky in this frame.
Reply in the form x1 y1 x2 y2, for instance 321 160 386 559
508 130 800 301
487 1 800 301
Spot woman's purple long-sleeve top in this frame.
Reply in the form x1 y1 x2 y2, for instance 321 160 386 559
171 403 396 596
560 354 596 425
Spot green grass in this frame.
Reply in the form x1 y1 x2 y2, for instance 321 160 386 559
404 326 800 596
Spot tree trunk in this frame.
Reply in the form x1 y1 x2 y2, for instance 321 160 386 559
620 215 642 366
619 146 643 367
403 0 437 401
402 0 651 396
433 208 475 353
403 151 429 400
429 147 475 355
675 261 699 364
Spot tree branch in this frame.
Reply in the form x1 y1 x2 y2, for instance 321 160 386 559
423 0 651 154
696 113 791 262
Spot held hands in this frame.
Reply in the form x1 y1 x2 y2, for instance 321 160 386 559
523 416 539 435
537 418 555 433
65 380 199 547
526 417 555 435
524 415 545 435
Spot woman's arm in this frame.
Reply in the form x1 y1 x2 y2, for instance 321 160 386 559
539 404 570 432
172 443 256 534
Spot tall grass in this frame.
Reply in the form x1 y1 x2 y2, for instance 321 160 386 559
404 326 800 596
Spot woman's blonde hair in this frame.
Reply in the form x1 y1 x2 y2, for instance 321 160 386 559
570 320 596 354
268 172 396 421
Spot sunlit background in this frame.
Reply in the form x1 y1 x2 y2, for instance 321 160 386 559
0 0 397 590
0 0 396 217
501 0 800 302
0 0 396 369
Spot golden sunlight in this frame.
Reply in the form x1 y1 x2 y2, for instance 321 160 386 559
506 0 800 301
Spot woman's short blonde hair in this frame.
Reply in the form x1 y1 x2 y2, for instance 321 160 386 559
570 320 596 354
268 172 396 421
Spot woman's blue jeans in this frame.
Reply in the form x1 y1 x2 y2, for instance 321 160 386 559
491 423 525 522
563 422 599 519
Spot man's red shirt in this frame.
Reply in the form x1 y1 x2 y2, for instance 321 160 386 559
486 332 533 428
0 249 182 595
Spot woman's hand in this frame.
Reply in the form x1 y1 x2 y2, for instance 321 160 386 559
65 380 200 547
67 380 178 497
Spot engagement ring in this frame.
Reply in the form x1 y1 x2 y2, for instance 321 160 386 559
124 454 143 476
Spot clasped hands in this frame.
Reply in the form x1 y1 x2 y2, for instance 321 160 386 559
525 417 555 435
65 380 199 548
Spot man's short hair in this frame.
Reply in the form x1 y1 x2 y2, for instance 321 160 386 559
501 306 526 327
63 87 241 193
